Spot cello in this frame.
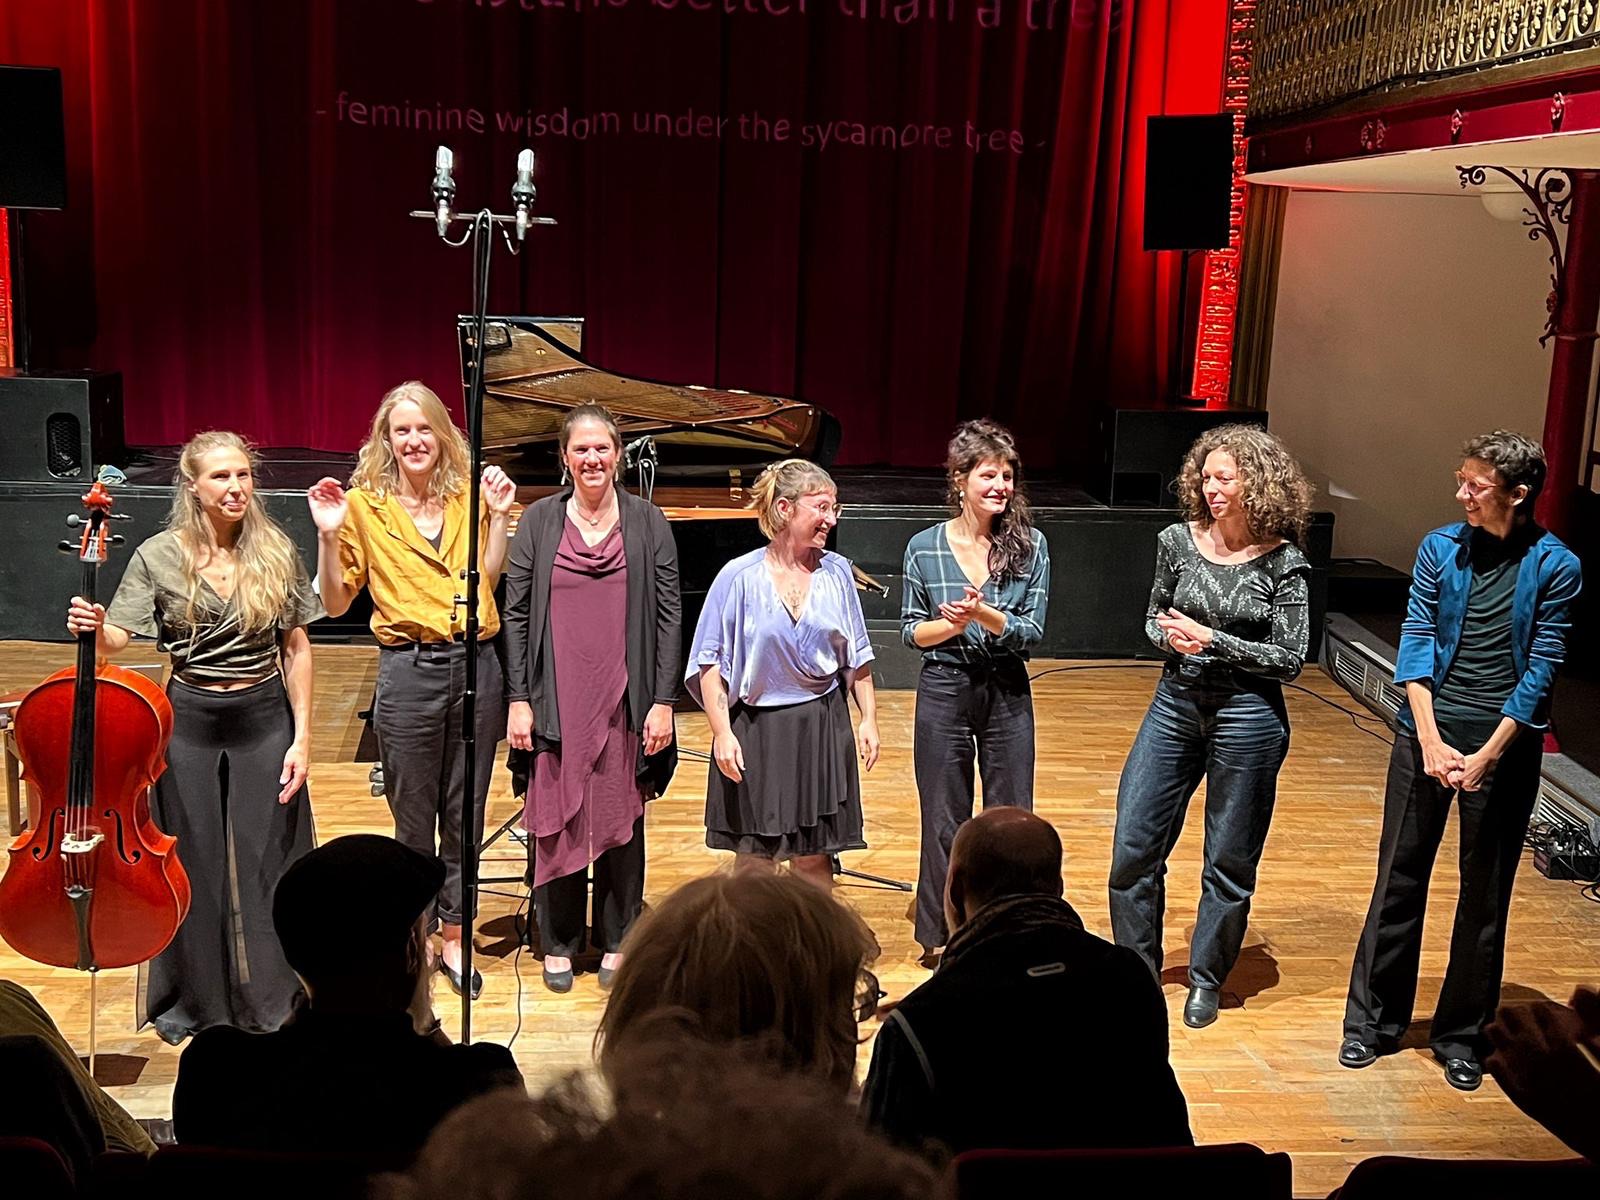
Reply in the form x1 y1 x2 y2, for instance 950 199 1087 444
0 481 191 970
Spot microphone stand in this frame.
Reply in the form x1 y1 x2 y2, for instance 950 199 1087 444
410 155 554 1044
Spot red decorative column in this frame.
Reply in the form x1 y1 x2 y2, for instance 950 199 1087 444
1190 0 1257 407
1539 170 1600 541
0 210 12 370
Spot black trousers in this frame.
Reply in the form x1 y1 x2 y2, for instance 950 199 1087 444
146 675 313 1036
1343 722 1543 1061
912 659 1035 950
373 640 506 927
534 815 646 958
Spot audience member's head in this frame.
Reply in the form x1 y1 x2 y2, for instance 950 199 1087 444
384 1041 945 1200
945 808 1064 932
596 871 877 1093
273 834 444 1013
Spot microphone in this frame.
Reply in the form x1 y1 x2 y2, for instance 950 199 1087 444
432 145 456 236
511 149 537 242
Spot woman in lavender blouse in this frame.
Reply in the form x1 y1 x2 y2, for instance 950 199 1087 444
686 459 880 888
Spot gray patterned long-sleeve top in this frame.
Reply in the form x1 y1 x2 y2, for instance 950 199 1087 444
1143 522 1310 682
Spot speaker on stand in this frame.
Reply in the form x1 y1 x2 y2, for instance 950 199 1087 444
1143 113 1235 405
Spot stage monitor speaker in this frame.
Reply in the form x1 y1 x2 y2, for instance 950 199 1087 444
0 66 68 210
1143 114 1233 252
1108 407 1266 507
0 373 126 483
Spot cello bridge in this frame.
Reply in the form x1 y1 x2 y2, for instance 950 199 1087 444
61 831 105 855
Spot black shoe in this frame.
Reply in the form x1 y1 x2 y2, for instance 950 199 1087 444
1435 1053 1482 1091
1338 1038 1378 1069
542 963 574 994
597 963 617 991
441 960 484 1000
153 1020 191 1047
1183 986 1219 1029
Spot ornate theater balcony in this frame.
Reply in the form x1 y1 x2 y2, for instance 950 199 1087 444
1250 0 1600 126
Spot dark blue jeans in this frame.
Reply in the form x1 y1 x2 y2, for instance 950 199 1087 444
1109 670 1290 990
913 658 1036 950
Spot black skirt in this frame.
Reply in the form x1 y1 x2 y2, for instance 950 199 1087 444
704 686 866 860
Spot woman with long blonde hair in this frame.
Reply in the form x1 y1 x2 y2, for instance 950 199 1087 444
685 459 879 889
1108 424 1313 1031
66 430 321 1043
308 381 516 998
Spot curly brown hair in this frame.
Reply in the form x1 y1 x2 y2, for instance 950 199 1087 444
1176 424 1313 544
945 419 1037 581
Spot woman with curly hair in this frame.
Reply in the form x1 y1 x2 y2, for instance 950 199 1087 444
1107 424 1313 1029
66 430 321 1041
900 420 1050 958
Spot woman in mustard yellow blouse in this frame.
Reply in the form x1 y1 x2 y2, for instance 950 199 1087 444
308 381 516 998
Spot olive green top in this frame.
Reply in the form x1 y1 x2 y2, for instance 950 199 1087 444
105 529 322 684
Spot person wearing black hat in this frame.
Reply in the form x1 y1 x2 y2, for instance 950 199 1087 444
172 835 523 1157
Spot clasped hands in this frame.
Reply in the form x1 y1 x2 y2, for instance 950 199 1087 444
939 585 985 628
1156 608 1213 655
1420 737 1496 792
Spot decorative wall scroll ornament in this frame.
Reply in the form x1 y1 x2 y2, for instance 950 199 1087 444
1450 109 1465 141
1552 91 1567 130
1359 118 1388 151
1456 165 1574 344
1304 135 1313 156
1191 0 1259 406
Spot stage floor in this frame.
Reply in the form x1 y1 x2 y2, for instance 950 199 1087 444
1 642 1594 1196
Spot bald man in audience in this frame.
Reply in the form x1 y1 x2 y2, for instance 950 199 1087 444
861 808 1191 1154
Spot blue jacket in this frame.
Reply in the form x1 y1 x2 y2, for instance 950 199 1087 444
1393 522 1582 732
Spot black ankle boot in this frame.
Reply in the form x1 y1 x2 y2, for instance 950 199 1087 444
1183 986 1219 1029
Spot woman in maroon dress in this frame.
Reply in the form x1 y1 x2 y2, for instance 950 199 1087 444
502 405 682 993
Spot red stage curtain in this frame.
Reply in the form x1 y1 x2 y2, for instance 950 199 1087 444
1 0 1224 473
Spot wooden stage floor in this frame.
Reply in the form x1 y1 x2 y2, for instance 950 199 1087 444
2 641 1595 1195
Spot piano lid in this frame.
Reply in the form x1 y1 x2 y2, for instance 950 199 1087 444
460 316 840 475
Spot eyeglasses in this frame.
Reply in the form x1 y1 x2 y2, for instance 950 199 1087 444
855 969 886 1024
1454 470 1502 498
803 497 844 518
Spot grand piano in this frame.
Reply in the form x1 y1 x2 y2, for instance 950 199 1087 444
460 317 877 627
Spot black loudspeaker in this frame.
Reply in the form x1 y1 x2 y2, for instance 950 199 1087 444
0 66 68 210
0 373 127 483
1108 407 1267 507
1143 114 1233 252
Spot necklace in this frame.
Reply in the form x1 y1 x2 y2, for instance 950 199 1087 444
573 494 612 527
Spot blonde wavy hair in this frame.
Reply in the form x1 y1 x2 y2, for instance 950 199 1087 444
349 381 470 501
749 459 837 541
1176 423 1313 544
595 872 877 1094
166 431 302 634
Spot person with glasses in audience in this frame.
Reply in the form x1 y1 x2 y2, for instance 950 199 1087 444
685 459 879 889
1340 431 1582 1092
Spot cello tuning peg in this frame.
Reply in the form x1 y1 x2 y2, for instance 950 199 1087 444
66 514 84 527
109 534 126 545
58 541 76 553
109 512 134 521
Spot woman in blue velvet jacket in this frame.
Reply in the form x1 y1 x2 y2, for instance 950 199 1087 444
1340 430 1582 1093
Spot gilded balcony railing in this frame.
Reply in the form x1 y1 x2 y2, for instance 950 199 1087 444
1250 0 1600 122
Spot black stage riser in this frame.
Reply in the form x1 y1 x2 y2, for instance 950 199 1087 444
0 484 1333 690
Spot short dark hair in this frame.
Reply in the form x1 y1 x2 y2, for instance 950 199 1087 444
950 809 1063 912
1462 430 1547 504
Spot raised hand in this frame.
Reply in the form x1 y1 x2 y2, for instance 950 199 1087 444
307 477 349 534
482 466 517 517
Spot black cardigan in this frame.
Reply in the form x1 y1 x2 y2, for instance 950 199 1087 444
501 486 682 749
